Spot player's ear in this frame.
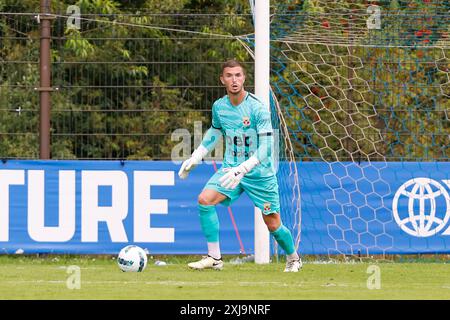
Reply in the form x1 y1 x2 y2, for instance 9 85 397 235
220 75 225 85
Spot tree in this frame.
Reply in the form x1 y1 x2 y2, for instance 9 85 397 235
1 0 253 159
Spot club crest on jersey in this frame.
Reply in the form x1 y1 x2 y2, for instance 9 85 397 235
263 202 271 213
242 116 251 127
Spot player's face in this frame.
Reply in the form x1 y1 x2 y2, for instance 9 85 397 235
220 66 245 95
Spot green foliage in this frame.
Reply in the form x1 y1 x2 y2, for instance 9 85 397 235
64 29 96 59
1 0 447 161
1 0 252 159
302 0 325 13
270 0 449 162
76 0 120 14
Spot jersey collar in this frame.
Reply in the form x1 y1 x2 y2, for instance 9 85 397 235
227 91 248 108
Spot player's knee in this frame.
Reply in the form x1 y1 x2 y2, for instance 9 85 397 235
266 221 280 232
264 214 281 232
198 193 214 206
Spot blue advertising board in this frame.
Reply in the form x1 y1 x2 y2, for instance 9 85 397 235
0 160 449 255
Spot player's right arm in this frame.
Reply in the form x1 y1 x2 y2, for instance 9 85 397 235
178 103 223 179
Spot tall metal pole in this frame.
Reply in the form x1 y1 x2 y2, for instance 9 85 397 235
254 0 271 264
39 0 52 159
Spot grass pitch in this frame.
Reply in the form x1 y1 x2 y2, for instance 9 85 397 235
0 255 450 300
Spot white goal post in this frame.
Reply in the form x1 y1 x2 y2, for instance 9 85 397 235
253 0 271 264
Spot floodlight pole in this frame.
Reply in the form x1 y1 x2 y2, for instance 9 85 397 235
254 0 271 264
38 0 53 159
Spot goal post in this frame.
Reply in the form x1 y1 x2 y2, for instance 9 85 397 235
253 0 271 264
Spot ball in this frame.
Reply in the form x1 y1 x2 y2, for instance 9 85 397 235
117 245 148 272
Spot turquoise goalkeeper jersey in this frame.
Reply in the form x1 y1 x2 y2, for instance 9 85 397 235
210 92 276 178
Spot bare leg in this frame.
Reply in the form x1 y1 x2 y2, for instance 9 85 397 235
262 212 282 232
198 188 227 206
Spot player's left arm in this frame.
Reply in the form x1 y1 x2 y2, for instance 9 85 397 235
219 107 273 189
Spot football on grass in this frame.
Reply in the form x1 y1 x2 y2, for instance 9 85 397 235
117 245 148 272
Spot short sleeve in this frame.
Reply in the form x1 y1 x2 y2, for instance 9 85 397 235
211 102 222 130
255 107 273 135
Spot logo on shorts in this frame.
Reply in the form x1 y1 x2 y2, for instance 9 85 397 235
242 116 251 127
263 202 271 213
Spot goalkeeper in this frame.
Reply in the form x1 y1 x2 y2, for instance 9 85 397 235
178 60 301 272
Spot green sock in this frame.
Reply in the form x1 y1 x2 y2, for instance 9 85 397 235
270 224 295 255
198 204 219 243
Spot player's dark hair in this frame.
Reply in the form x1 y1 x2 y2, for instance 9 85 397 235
221 59 245 75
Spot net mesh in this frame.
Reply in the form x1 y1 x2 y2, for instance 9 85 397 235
249 0 450 255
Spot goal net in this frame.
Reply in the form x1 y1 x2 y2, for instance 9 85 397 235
249 0 449 256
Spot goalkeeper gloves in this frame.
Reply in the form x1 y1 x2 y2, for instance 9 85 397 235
219 156 260 190
178 145 208 179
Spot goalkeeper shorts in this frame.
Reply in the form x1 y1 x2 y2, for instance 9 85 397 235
203 167 280 215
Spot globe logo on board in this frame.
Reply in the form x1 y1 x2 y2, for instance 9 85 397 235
392 178 450 237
